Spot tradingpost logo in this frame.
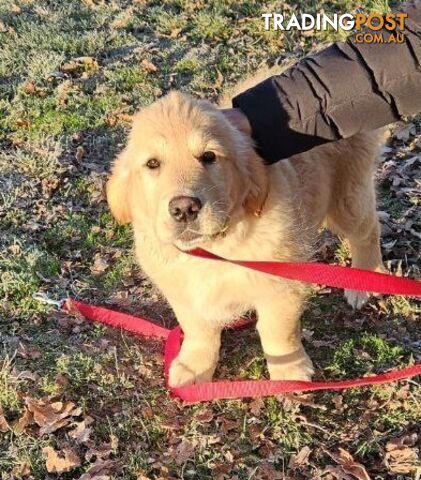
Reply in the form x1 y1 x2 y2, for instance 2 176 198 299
262 12 408 44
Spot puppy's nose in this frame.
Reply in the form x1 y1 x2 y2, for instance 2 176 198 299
168 196 202 223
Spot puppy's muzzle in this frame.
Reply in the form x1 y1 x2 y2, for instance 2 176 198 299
168 196 202 223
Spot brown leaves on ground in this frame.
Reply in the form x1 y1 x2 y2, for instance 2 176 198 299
79 458 119 480
173 438 197 465
0 396 85 437
11 462 31 478
14 408 31 434
384 433 420 474
91 253 110 275
288 446 312 469
0 405 10 432
324 448 371 480
69 416 94 444
105 111 133 127
393 122 417 142
60 56 99 79
75 145 86 164
79 435 120 479
378 125 421 274
43 446 81 473
5 394 121 477
17 342 41 359
141 59 158 73
1 396 81 436
214 68 224 89
26 397 82 435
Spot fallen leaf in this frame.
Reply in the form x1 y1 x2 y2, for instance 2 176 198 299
15 118 30 128
85 438 116 462
175 438 196 465
116 113 133 123
11 462 31 478
91 253 110 275
195 409 213 423
75 146 86 163
13 408 31 434
0 405 10 432
288 446 311 468
110 434 119 451
79 459 117 479
68 416 94 444
55 373 69 390
326 448 371 480
141 59 158 73
11 4 21 14
323 465 356 479
18 342 40 359
61 57 98 74
386 433 418 450
214 68 224 88
43 446 81 473
61 61 80 73
74 56 98 67
249 397 264 417
26 397 82 435
13 369 39 382
170 27 182 38
219 417 240 432
394 123 416 142
23 82 36 95
384 434 420 474
111 17 128 29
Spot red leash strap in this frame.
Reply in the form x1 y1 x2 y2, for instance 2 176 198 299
160 320 421 402
170 367 421 403
65 299 420 403
188 249 421 297
64 299 170 339
62 248 420 402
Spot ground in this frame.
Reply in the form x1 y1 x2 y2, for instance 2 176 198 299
0 0 420 479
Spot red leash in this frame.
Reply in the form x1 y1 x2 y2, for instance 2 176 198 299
189 249 421 296
63 250 420 403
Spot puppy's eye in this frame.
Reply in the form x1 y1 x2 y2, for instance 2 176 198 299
146 158 160 169
199 151 216 165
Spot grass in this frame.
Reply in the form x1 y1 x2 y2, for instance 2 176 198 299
1 0 420 479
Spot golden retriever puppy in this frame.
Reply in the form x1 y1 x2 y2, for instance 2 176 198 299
107 68 384 387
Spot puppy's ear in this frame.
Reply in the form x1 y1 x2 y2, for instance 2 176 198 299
243 155 269 217
106 151 132 224
220 108 252 136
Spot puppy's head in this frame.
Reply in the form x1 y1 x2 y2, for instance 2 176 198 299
107 91 268 250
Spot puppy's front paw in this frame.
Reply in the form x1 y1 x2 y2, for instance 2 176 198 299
168 358 214 388
267 353 314 382
345 289 370 309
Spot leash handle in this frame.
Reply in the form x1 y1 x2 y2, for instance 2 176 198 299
32 292 65 309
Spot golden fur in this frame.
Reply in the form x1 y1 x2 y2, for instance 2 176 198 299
107 66 384 387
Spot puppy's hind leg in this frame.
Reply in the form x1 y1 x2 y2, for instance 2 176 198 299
328 179 384 309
